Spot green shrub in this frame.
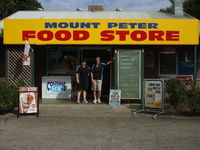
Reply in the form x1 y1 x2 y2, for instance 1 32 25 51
0 79 26 112
165 79 200 111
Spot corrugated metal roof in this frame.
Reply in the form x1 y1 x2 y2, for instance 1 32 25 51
0 10 199 37
2 10 193 19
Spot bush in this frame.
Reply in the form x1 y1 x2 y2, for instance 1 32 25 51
165 79 200 112
0 79 26 112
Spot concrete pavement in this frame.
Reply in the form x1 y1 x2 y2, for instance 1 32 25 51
0 103 200 150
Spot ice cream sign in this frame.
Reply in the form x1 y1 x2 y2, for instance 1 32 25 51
4 19 199 45
42 76 72 99
47 81 66 93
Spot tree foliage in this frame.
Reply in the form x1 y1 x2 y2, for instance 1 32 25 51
0 0 43 20
183 0 200 19
160 0 175 14
160 0 200 19
165 79 200 112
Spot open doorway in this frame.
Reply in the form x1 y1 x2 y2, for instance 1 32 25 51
81 48 112 102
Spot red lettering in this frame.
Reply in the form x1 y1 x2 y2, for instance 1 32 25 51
149 31 164 41
55 30 71 41
166 31 179 41
131 31 147 41
116 31 129 41
73 30 89 40
22 31 36 40
101 30 115 41
22 29 180 43
37 30 53 41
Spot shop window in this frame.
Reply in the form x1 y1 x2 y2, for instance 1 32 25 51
178 52 194 75
159 52 176 75
47 47 80 75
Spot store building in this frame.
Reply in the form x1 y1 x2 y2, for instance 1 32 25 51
0 4 199 102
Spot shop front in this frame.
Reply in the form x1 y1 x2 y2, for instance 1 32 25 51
1 12 199 102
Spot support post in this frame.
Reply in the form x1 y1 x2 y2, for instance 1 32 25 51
30 49 35 86
194 45 197 80
5 46 8 80
141 49 144 109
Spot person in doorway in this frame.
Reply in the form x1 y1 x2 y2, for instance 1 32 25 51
76 60 90 104
91 56 114 104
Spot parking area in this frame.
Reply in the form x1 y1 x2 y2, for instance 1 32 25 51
0 103 200 150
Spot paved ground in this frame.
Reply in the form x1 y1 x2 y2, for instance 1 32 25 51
0 103 200 150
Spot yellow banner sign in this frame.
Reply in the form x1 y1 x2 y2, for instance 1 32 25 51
4 19 199 45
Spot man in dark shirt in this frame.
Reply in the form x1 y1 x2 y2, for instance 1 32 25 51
76 60 90 104
91 57 114 104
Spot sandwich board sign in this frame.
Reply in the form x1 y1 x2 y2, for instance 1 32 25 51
144 80 162 108
18 87 39 117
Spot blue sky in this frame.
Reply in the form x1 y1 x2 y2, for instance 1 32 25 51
38 0 171 11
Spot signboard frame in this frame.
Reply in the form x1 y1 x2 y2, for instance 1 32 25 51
133 79 165 119
18 87 39 118
117 49 141 99
4 19 199 45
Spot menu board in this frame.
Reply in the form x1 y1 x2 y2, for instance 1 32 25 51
118 50 141 99
144 80 163 108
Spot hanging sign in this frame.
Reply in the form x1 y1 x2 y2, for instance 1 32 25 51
22 40 31 66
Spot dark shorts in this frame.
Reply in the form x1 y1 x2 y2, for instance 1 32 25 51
77 81 88 91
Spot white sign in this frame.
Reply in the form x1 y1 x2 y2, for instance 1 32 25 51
144 80 163 108
22 40 31 66
24 40 30 56
109 89 121 106
42 76 72 99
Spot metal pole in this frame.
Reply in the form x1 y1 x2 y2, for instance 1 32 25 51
30 48 35 86
141 49 144 109
194 45 197 80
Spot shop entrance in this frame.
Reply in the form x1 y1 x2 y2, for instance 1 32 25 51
81 48 112 101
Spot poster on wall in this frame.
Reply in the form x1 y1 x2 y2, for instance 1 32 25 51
18 87 38 114
144 80 163 108
42 76 72 99
109 89 121 106
47 47 79 74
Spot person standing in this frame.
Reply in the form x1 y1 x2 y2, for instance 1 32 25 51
91 57 114 104
76 60 90 104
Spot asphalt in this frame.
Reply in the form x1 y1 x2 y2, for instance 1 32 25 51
0 103 200 150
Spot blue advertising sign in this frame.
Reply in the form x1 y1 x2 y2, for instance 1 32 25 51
109 89 121 106
47 81 66 93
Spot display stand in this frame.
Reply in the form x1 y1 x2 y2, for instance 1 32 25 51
132 79 165 119
18 87 39 118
